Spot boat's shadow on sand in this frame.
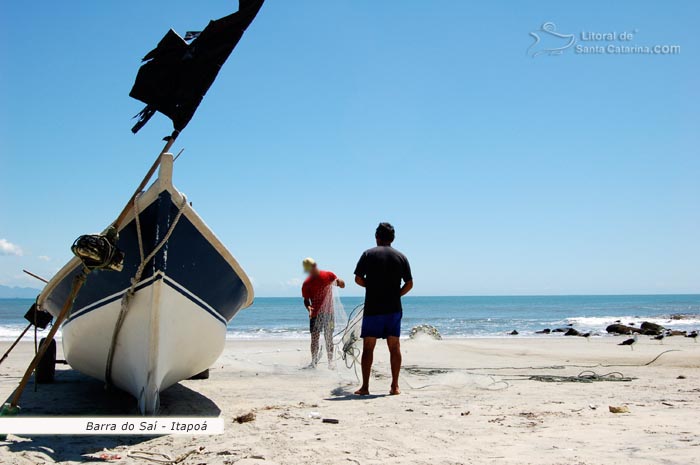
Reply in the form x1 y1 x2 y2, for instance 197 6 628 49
2 368 220 461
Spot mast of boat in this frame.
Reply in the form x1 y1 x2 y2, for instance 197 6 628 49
113 130 179 230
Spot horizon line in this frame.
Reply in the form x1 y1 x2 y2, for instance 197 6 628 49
251 292 700 299
2 292 699 300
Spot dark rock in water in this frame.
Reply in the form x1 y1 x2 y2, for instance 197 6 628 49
566 323 574 327
671 313 698 320
579 332 591 338
552 328 568 333
640 321 664 334
536 328 551 334
564 328 580 336
606 324 642 335
614 320 621 324
628 323 636 326
509 330 519 335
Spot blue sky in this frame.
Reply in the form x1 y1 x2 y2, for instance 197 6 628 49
1 1 698 296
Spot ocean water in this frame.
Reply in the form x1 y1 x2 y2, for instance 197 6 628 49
1 295 699 342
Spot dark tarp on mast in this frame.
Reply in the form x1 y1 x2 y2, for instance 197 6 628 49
129 0 265 134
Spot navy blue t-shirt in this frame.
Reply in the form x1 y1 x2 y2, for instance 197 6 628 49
354 246 412 316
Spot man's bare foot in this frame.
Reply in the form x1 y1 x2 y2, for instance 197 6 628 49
389 386 401 395
354 388 370 395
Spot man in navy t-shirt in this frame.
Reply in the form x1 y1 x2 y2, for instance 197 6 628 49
353 222 413 395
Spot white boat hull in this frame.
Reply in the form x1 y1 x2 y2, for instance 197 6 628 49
61 274 226 413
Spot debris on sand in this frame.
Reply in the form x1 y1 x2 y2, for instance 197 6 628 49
609 405 630 414
235 411 256 423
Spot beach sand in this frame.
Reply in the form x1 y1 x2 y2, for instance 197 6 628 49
1 336 699 464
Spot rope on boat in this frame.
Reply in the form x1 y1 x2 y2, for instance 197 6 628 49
104 193 188 388
71 228 124 272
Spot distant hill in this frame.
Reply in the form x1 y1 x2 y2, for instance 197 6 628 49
0 285 42 299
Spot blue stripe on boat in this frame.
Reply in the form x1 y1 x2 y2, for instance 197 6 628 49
64 275 160 325
64 273 227 327
162 276 228 325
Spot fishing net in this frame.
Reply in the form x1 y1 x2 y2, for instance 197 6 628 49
334 296 364 375
309 287 352 368
331 287 349 343
305 286 366 377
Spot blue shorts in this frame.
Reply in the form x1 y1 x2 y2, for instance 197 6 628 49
361 312 402 339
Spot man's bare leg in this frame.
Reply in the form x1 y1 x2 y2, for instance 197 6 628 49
387 336 402 395
324 322 334 366
355 337 376 395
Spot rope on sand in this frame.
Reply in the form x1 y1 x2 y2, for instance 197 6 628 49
127 449 198 464
528 370 635 383
401 349 684 391
601 349 681 367
401 348 682 375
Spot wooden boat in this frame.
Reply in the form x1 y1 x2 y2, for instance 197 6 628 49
3 1 264 416
37 154 253 413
